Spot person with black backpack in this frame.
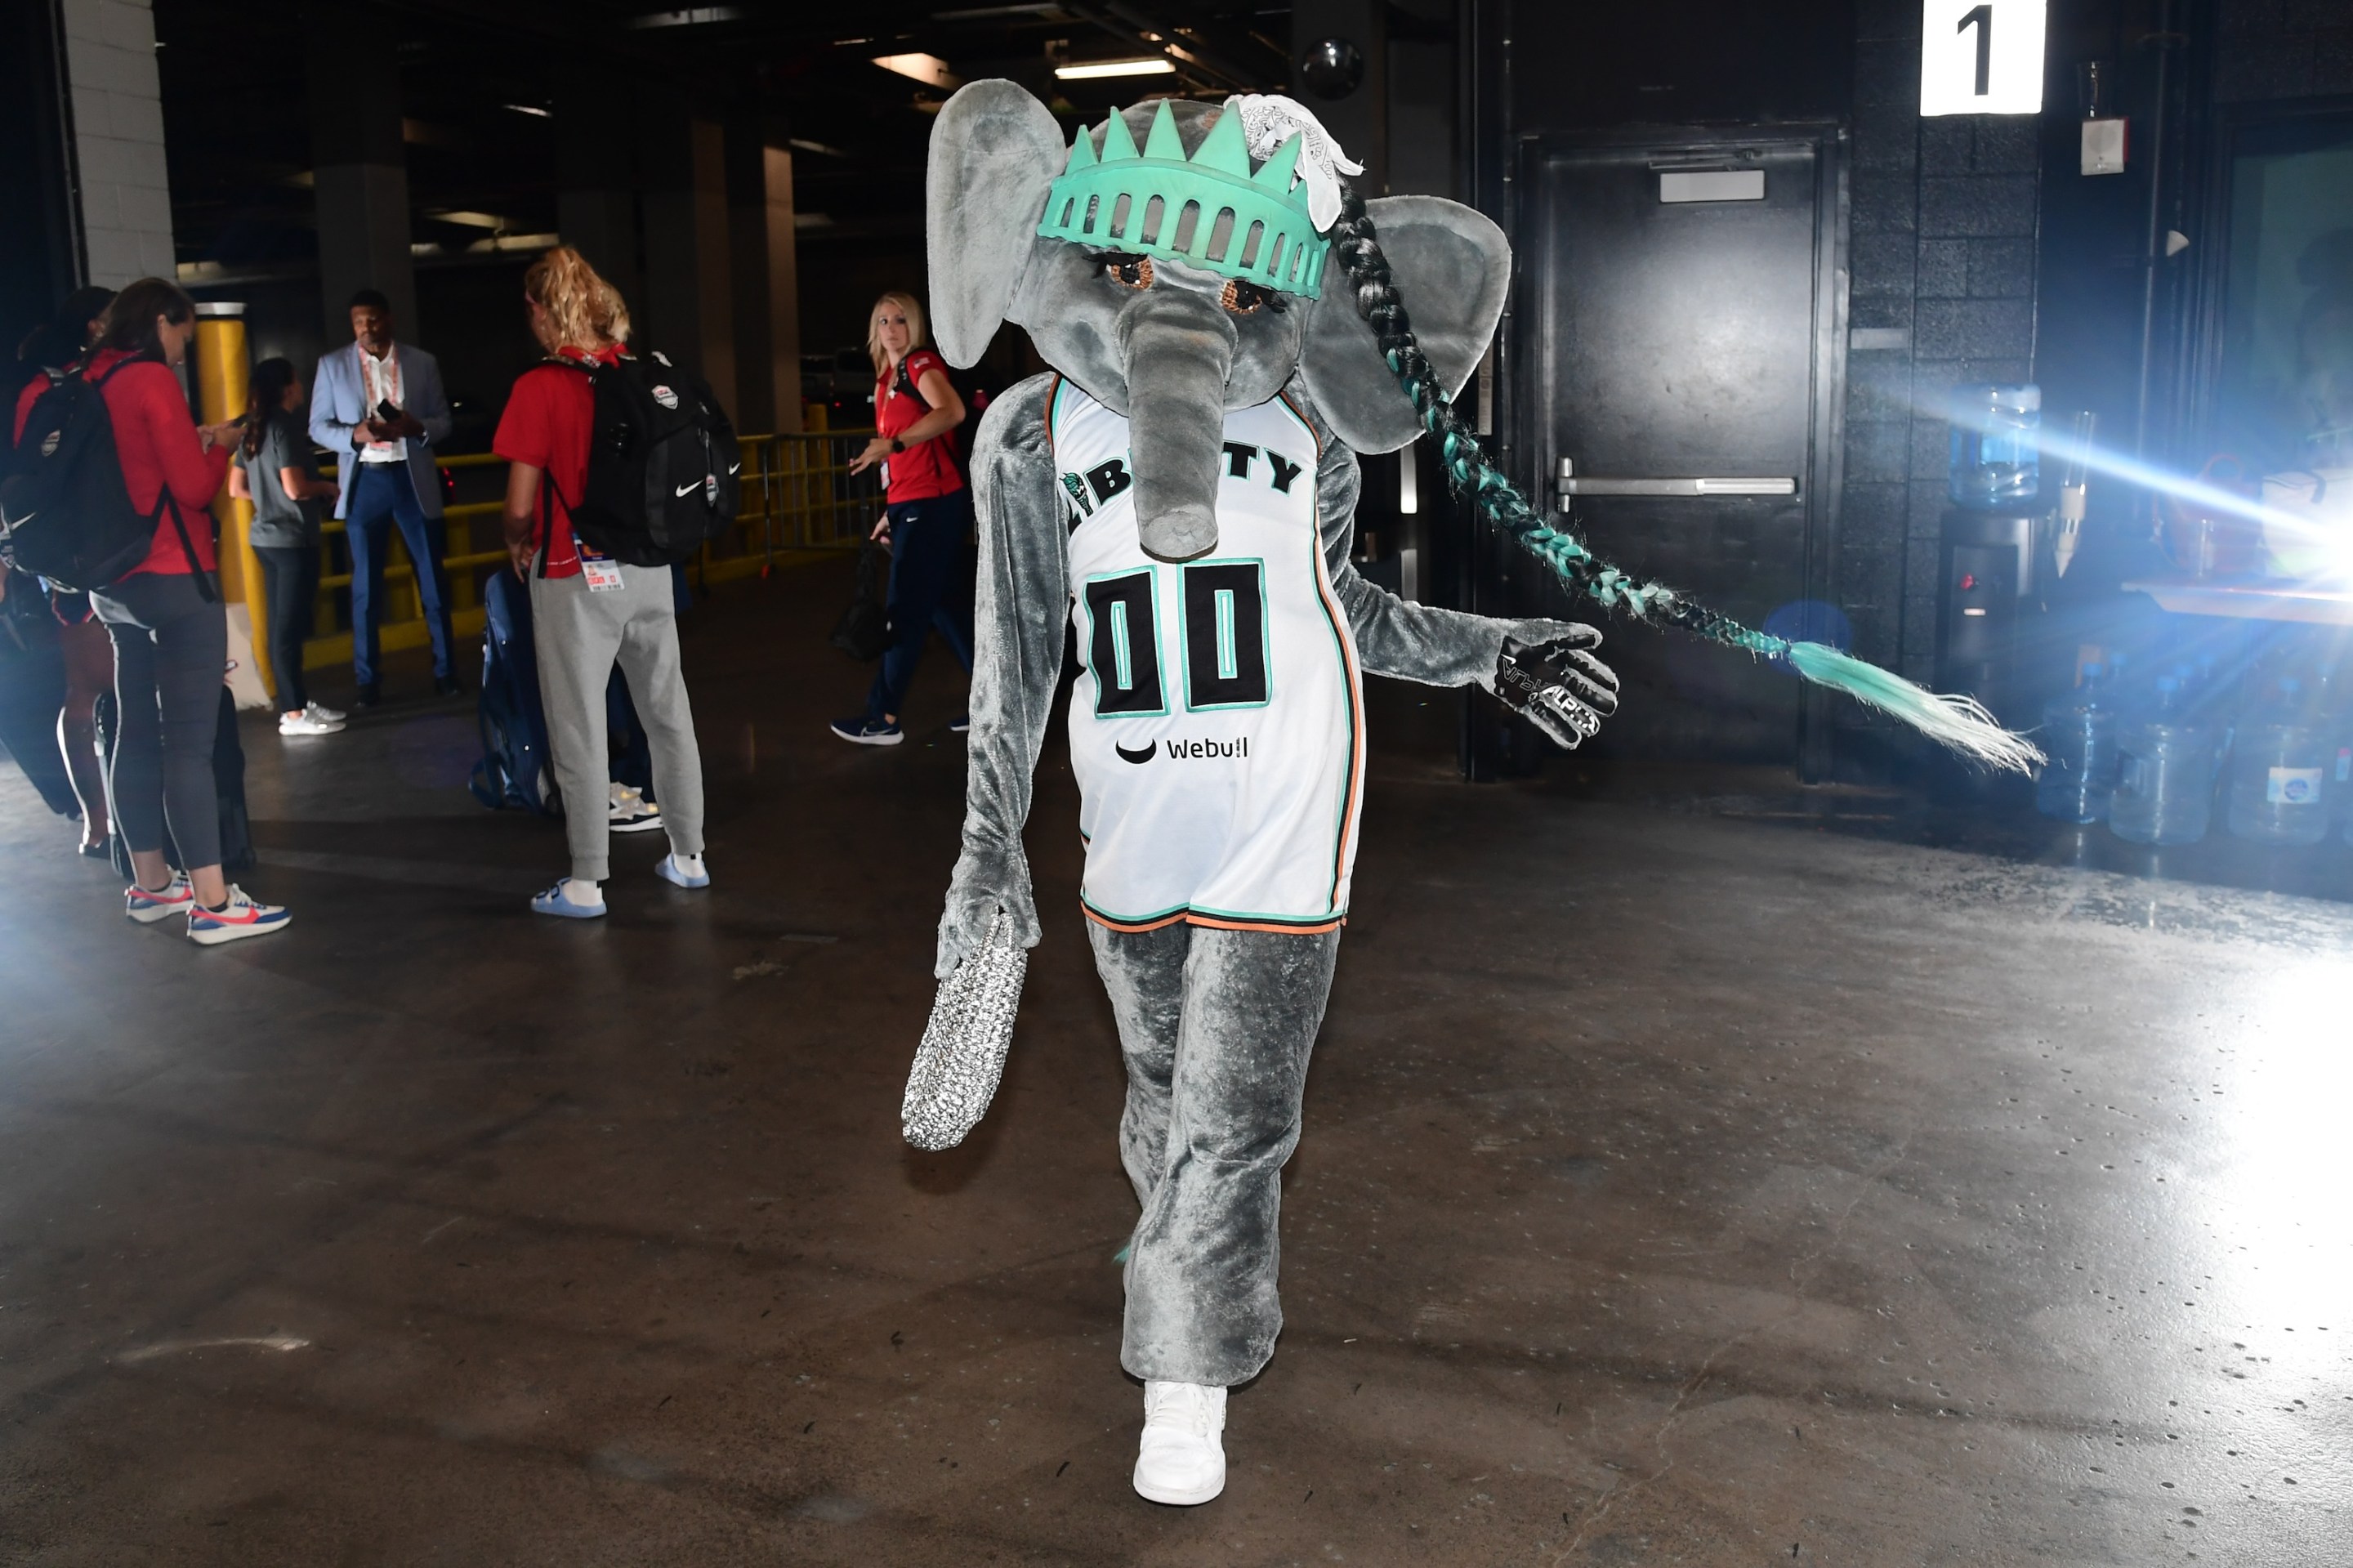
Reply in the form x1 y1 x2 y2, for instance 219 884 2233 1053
3 278 289 944
494 246 727 919
10 285 116 856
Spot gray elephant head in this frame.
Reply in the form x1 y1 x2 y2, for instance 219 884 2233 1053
926 82 1509 562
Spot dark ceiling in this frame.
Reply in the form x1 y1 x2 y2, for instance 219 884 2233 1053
154 1 1298 274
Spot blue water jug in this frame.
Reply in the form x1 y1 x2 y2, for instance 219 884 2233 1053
2109 677 2216 847
2035 664 2117 824
2226 679 2333 847
1948 384 2041 508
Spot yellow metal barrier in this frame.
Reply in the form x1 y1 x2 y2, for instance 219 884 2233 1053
300 432 883 673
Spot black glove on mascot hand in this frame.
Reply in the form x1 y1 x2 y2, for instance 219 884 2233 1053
1494 626 1620 750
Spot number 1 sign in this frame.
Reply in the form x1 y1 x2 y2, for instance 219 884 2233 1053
1920 0 2046 116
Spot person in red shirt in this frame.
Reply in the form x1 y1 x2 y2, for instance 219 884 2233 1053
10 279 290 943
829 290 976 746
495 246 708 919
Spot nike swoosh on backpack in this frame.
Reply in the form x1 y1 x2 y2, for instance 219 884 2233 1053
676 480 702 497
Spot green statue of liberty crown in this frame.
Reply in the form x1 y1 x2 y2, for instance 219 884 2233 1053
1036 100 1328 300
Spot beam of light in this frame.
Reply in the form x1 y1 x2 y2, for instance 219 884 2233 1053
1055 58 1178 80
1914 393 2353 583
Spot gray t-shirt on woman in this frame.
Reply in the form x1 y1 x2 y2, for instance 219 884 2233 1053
237 409 324 550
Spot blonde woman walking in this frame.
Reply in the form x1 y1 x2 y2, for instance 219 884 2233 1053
830 290 974 745
494 246 708 918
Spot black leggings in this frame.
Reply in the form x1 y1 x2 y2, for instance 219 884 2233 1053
92 572 225 871
254 545 318 713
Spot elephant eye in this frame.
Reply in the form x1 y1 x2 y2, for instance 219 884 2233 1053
1221 279 1284 316
1087 252 1154 292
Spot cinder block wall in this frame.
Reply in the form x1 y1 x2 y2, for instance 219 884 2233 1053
1844 2 2043 690
61 0 176 287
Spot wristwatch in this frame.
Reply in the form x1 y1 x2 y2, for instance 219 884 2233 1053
889 436 905 453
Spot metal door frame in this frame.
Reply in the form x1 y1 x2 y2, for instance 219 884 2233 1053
1503 123 1851 781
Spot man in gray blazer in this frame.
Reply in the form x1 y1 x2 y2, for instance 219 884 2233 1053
310 288 457 705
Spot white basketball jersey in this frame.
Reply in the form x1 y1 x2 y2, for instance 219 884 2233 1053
1050 379 1364 934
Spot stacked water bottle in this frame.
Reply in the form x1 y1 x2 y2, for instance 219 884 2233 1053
2036 654 2353 848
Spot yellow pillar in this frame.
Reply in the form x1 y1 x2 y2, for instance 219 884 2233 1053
191 302 270 701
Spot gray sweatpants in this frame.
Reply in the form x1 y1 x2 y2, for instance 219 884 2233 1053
529 563 703 882
1089 919 1343 1387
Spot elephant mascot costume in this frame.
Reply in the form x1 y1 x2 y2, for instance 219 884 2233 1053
903 83 1621 1508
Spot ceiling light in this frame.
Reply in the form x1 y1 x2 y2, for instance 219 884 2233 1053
632 7 746 27
1055 57 1176 79
873 52 961 87
502 103 552 118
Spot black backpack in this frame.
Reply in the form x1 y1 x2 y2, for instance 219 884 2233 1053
542 349 740 570
1 360 210 596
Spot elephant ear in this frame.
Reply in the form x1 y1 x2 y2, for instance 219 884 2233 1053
1296 195 1510 454
926 82 1069 368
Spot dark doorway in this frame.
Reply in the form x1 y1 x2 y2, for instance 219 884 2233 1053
1507 127 1847 772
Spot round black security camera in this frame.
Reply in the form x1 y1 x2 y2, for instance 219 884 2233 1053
1297 36 1364 101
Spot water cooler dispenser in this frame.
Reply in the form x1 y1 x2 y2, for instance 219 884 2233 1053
1935 385 2043 718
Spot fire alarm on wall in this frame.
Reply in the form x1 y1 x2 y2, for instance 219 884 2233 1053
2082 117 2128 176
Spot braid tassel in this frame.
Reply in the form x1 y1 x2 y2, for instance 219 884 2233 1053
1330 190 2043 775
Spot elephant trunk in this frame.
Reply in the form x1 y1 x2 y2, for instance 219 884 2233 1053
1118 288 1239 563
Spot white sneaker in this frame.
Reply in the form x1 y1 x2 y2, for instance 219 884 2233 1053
1132 1381 1226 1505
305 699 346 723
608 782 664 833
279 708 344 735
186 885 292 945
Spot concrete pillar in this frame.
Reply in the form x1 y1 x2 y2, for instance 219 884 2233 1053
554 77 643 312
305 4 416 337
59 0 176 287
638 101 736 414
1292 0 1388 197
724 126 801 436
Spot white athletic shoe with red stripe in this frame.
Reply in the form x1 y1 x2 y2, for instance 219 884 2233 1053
186 886 292 946
125 873 195 925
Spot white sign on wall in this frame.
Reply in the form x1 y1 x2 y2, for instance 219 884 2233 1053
1919 0 2046 116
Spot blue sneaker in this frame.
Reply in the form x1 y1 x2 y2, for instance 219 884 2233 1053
949 714 971 734
830 715 903 746
531 881 606 919
186 885 292 946
655 853 710 889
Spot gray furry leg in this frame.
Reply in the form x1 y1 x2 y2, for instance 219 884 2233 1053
1091 921 1342 1387
1087 919 1194 1210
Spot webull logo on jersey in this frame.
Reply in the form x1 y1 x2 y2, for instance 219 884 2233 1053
1062 444 1304 519
1115 735 1250 765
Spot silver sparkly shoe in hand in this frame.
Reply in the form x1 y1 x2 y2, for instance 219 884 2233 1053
902 908 1028 1150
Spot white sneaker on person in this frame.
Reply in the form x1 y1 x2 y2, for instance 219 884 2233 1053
1132 1381 1226 1505
608 782 664 833
304 699 346 723
279 708 345 735
125 872 195 925
186 886 292 945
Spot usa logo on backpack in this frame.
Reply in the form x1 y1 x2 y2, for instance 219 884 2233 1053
539 349 742 570
2 361 209 595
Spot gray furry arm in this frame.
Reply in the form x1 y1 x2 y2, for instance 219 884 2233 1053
936 374 1067 978
1306 398 1567 690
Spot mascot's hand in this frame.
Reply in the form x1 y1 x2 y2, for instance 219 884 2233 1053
1494 625 1620 750
936 840 1042 980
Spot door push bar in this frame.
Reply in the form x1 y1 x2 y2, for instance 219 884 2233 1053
1556 457 1797 503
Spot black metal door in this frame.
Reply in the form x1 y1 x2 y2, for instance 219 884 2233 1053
1508 131 1845 768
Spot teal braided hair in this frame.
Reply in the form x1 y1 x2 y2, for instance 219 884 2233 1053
1324 186 2045 772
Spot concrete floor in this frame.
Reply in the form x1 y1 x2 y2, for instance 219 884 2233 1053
2 561 2349 1566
